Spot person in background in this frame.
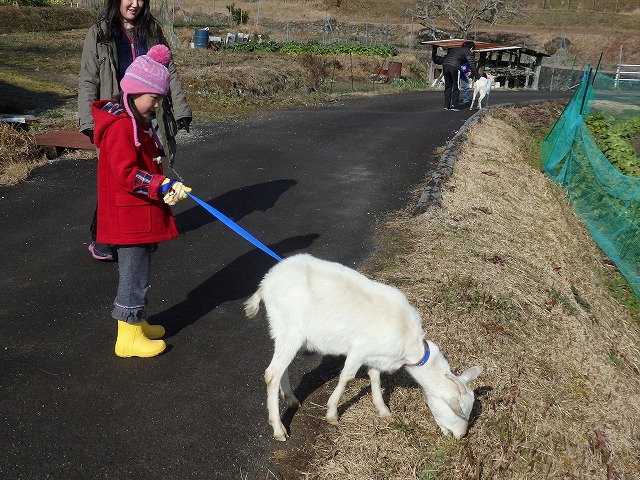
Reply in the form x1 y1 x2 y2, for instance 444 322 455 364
78 0 192 261
441 41 481 111
92 45 191 358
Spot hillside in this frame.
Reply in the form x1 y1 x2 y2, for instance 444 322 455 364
178 0 640 66
1 2 638 118
0 1 638 172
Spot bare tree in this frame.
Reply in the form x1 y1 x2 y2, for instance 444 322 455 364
416 0 523 40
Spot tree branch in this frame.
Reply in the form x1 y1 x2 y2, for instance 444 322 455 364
415 0 523 39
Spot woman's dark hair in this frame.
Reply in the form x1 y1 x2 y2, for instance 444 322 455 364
462 41 476 50
98 0 161 43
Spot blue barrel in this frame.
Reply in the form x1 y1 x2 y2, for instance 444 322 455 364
194 29 209 49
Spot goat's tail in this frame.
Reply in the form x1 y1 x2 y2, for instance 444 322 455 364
244 288 263 318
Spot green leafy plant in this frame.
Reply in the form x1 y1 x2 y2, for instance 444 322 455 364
226 40 398 57
585 113 640 177
584 112 613 139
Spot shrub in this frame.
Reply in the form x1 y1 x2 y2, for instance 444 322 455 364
0 123 44 186
226 3 248 25
585 113 640 177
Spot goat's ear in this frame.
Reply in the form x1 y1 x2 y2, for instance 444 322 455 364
446 397 466 418
459 366 483 384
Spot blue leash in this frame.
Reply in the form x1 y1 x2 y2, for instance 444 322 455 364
186 192 283 262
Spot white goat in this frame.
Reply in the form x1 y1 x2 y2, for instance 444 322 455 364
244 254 483 441
469 74 495 110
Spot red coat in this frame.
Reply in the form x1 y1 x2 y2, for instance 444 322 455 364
92 100 178 245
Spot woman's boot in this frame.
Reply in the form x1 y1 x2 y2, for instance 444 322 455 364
115 320 166 358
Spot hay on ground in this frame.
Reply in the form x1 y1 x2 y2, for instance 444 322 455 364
307 105 640 479
0 123 46 187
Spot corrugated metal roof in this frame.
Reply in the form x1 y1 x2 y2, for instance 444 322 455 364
35 130 95 150
421 38 549 57
421 38 502 51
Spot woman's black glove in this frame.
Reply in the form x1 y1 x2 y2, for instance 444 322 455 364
82 128 94 144
176 117 192 133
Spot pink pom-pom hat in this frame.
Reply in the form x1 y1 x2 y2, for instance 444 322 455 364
120 44 173 148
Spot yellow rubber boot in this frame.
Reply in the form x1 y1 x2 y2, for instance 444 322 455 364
141 321 165 340
115 321 166 358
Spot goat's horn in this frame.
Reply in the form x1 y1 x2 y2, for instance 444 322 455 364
446 374 468 397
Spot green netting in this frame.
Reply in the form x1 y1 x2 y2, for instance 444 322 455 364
542 68 640 297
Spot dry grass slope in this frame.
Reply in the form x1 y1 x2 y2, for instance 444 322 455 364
0 123 47 186
306 104 640 479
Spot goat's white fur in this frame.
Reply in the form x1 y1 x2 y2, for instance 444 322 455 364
469 74 495 110
244 254 483 441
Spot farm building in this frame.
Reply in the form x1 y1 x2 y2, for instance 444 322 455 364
421 39 550 90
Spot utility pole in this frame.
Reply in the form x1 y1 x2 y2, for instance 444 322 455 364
409 14 414 52
365 14 368 45
286 11 290 42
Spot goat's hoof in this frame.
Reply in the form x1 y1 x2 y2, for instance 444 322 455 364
373 402 391 417
285 397 301 408
271 421 289 441
326 416 339 426
273 428 289 442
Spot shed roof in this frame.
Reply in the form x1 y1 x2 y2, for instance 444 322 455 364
421 39 549 58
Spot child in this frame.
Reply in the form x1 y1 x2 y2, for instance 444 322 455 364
92 44 191 358
459 63 471 105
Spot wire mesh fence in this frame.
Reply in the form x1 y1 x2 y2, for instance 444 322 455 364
542 68 640 296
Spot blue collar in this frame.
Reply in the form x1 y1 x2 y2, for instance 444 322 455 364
406 340 430 367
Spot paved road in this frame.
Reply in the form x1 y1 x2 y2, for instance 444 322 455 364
0 90 569 479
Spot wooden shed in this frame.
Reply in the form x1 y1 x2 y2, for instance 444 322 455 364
421 39 550 90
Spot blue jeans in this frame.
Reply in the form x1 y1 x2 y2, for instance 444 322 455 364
111 245 152 323
460 76 470 103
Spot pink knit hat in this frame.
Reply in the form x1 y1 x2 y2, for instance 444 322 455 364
120 44 172 148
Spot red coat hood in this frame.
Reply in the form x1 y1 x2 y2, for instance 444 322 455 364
92 100 130 149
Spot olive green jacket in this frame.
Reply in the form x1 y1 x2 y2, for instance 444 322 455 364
78 21 192 165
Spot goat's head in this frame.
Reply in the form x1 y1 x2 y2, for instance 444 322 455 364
425 366 483 439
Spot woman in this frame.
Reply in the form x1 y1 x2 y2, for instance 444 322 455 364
78 0 192 261
441 41 480 111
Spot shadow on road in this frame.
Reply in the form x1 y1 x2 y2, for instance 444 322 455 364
152 233 320 336
174 179 297 235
